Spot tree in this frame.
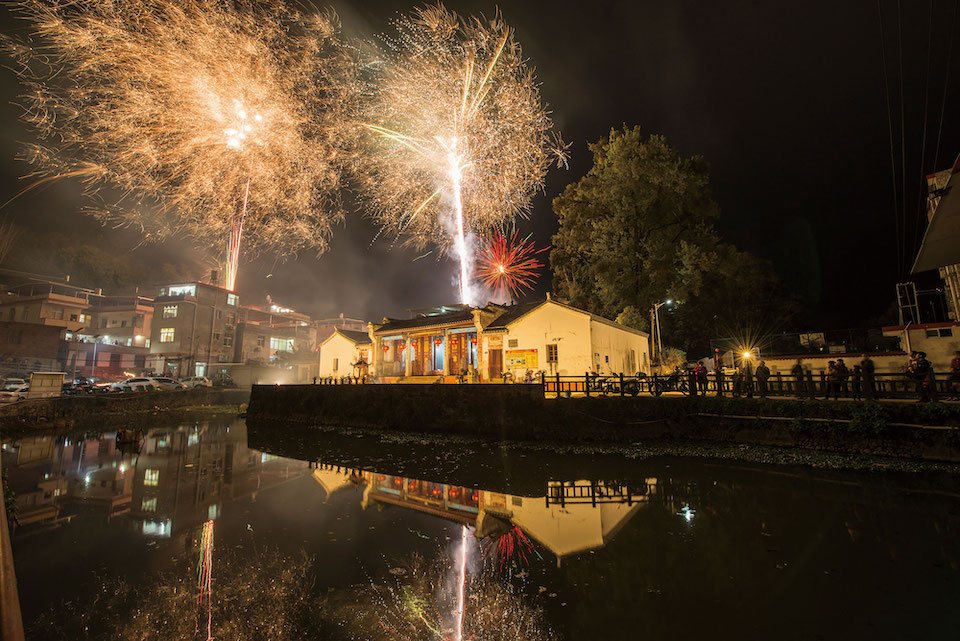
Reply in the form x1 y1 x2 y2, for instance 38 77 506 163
551 127 720 321
665 245 800 357
551 126 797 355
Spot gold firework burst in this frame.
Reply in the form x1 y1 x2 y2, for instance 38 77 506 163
360 3 567 301
5 0 360 286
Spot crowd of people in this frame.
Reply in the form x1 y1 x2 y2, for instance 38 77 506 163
679 350 960 402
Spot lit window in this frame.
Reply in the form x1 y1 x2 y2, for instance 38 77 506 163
226 294 238 306
162 305 178 318
141 497 157 512
159 328 176 343
270 337 294 352
167 285 196 297
144 469 160 487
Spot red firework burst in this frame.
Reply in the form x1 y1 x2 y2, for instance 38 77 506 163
496 526 534 571
477 229 547 299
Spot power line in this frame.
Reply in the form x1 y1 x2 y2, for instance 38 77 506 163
916 0 934 248
877 0 903 276
934 0 959 169
897 0 908 272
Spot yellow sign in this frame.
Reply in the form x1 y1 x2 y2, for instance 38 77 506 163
506 349 538 369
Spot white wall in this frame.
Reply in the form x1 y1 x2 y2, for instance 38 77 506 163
318 333 367 377
589 318 650 375
499 302 592 377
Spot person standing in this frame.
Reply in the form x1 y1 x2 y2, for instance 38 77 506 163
791 358 806 399
825 360 839 400
836 358 849 398
687 365 698 396
851 364 862 401
860 354 876 400
715 363 725 397
907 351 922 400
755 360 771 399
919 352 938 402
950 350 960 400
695 360 709 395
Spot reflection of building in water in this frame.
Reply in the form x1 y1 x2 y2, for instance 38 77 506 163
311 464 657 564
1 423 307 539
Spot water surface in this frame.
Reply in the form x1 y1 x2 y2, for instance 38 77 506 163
4 417 960 640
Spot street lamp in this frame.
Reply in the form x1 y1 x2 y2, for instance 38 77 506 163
650 299 673 371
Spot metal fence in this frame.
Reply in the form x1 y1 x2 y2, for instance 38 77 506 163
308 369 957 401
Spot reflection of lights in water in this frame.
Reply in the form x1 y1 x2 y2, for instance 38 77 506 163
453 525 469 641
197 519 215 641
678 504 696 522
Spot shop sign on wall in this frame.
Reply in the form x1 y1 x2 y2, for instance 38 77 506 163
506 349 538 369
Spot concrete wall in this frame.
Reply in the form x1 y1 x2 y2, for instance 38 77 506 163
761 353 910 376
491 303 650 378
247 385 960 463
496 303 591 377
319 334 368 378
589 319 650 375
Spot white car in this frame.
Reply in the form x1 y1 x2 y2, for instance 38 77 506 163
180 376 213 388
1 378 27 391
0 383 28 402
116 376 184 392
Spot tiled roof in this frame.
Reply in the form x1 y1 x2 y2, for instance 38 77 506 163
375 308 476 334
485 300 547 330
334 329 371 344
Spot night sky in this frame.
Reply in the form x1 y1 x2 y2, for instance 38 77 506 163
0 1 957 327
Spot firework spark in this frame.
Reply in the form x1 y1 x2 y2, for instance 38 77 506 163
477 228 547 300
5 0 359 290
361 3 567 304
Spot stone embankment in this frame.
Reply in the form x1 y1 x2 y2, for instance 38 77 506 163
247 384 960 463
0 388 250 432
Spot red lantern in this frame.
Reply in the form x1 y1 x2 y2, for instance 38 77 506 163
471 337 478 345
398 341 406 350
382 344 390 352
434 337 443 346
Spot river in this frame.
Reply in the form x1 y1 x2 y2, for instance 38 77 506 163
3 416 960 640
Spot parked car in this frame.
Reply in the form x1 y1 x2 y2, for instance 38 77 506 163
115 376 184 392
0 383 28 402
180 376 213 388
1 377 27 391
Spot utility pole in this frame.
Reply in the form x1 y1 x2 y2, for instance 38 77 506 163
650 300 672 372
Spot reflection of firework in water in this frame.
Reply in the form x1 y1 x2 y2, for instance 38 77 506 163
477 229 547 300
196 519 215 641
331 546 555 641
5 0 358 290
495 525 536 571
361 3 567 304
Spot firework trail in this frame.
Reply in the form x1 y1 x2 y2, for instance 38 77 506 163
453 525 469 641
476 228 547 301
361 3 567 304
4 0 359 291
196 519 215 641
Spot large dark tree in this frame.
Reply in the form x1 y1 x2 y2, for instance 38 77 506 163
551 126 797 356
551 127 720 321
